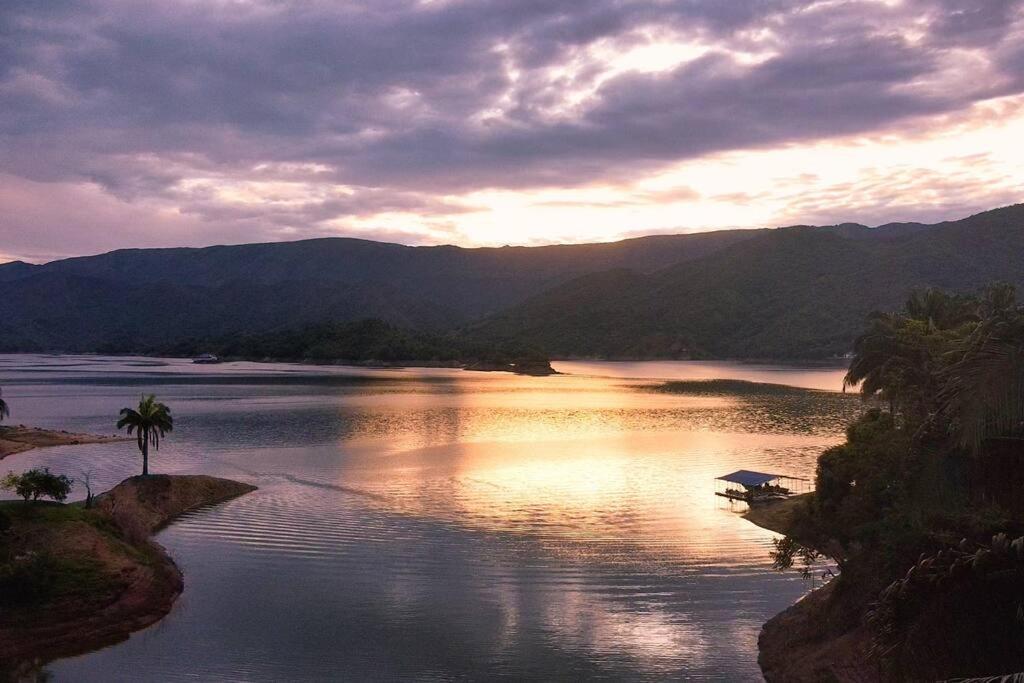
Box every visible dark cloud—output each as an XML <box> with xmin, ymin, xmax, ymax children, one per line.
<box><xmin>1</xmin><ymin>0</ymin><xmax>1022</xmax><ymax>257</ymax></box>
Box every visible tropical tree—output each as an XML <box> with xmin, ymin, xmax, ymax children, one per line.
<box><xmin>845</xmin><ymin>289</ymin><xmax>978</xmax><ymax>424</ymax></box>
<box><xmin>939</xmin><ymin>286</ymin><xmax>1024</xmax><ymax>454</ymax></box>
<box><xmin>903</xmin><ymin>288</ymin><xmax>977</xmax><ymax>330</ymax></box>
<box><xmin>0</xmin><ymin>386</ymin><xmax>9</xmax><ymax>423</ymax></box>
<box><xmin>117</xmin><ymin>395</ymin><xmax>173</xmax><ymax>476</ymax></box>
<box><xmin>1</xmin><ymin>468</ymin><xmax>73</xmax><ymax>502</ymax></box>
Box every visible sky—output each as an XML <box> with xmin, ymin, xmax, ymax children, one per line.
<box><xmin>1</xmin><ymin>0</ymin><xmax>1023</xmax><ymax>263</ymax></box>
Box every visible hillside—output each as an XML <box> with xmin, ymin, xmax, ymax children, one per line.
<box><xmin>0</xmin><ymin>230</ymin><xmax>754</xmax><ymax>351</ymax></box>
<box><xmin>1</xmin><ymin>205</ymin><xmax>1023</xmax><ymax>358</ymax></box>
<box><xmin>474</xmin><ymin>205</ymin><xmax>1024</xmax><ymax>359</ymax></box>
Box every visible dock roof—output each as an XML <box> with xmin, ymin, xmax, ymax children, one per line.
<box><xmin>715</xmin><ymin>470</ymin><xmax>782</xmax><ymax>487</ymax></box>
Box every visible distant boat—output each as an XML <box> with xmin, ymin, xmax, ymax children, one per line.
<box><xmin>192</xmin><ymin>353</ymin><xmax>222</xmax><ymax>364</ymax></box>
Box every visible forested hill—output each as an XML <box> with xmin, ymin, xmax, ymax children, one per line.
<box><xmin>1</xmin><ymin>204</ymin><xmax>1023</xmax><ymax>358</ymax></box>
<box><xmin>0</xmin><ymin>229</ymin><xmax>754</xmax><ymax>351</ymax></box>
<box><xmin>473</xmin><ymin>204</ymin><xmax>1024</xmax><ymax>359</ymax></box>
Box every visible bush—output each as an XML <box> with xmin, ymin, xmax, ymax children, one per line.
<box><xmin>1</xmin><ymin>468</ymin><xmax>73</xmax><ymax>502</ymax></box>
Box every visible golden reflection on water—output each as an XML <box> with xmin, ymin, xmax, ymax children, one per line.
<box><xmin>6</xmin><ymin>358</ymin><xmax>862</xmax><ymax>680</ymax></box>
<box><xmin>340</xmin><ymin>375</ymin><xmax>732</xmax><ymax>452</ymax></box>
<box><xmin>333</xmin><ymin>372</ymin><xmax>858</xmax><ymax>564</ymax></box>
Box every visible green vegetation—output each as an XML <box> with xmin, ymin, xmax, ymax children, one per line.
<box><xmin>770</xmin><ymin>284</ymin><xmax>1024</xmax><ymax>678</ymax></box>
<box><xmin>2</xmin><ymin>205</ymin><xmax>1023</xmax><ymax>360</ymax></box>
<box><xmin>0</xmin><ymin>553</ymin><xmax>114</xmax><ymax>609</ymax></box>
<box><xmin>0</xmin><ymin>531</ymin><xmax>117</xmax><ymax>613</ymax></box>
<box><xmin>655</xmin><ymin>379</ymin><xmax>819</xmax><ymax>396</ymax></box>
<box><xmin>148</xmin><ymin>319</ymin><xmax>553</xmax><ymax>373</ymax></box>
<box><xmin>475</xmin><ymin>205</ymin><xmax>1024</xmax><ymax>359</ymax></box>
<box><xmin>1</xmin><ymin>468</ymin><xmax>73</xmax><ymax>502</ymax></box>
<box><xmin>0</xmin><ymin>393</ymin><xmax>255</xmax><ymax>672</ymax></box>
<box><xmin>0</xmin><ymin>501</ymin><xmax>122</xmax><ymax>610</ymax></box>
<box><xmin>117</xmin><ymin>395</ymin><xmax>173</xmax><ymax>476</ymax></box>
<box><xmin>770</xmin><ymin>535</ymin><xmax>825</xmax><ymax>580</ymax></box>
<box><xmin>0</xmin><ymin>226</ymin><xmax>749</xmax><ymax>353</ymax></box>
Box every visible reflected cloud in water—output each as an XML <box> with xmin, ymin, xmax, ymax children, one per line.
<box><xmin>0</xmin><ymin>355</ymin><xmax>860</xmax><ymax>680</ymax></box>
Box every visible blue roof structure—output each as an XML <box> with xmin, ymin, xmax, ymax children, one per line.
<box><xmin>716</xmin><ymin>470</ymin><xmax>781</xmax><ymax>487</ymax></box>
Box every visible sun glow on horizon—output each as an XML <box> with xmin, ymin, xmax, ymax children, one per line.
<box><xmin>345</xmin><ymin>95</ymin><xmax>1024</xmax><ymax>248</ymax></box>
<box><xmin>4</xmin><ymin>90</ymin><xmax>1022</xmax><ymax>264</ymax></box>
<box><xmin>3</xmin><ymin>0</ymin><xmax>1024</xmax><ymax>262</ymax></box>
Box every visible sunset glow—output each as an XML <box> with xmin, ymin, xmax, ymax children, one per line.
<box><xmin>2</xmin><ymin>0</ymin><xmax>1023</xmax><ymax>261</ymax></box>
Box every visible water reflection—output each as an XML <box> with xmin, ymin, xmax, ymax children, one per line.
<box><xmin>0</xmin><ymin>355</ymin><xmax>861</xmax><ymax>681</ymax></box>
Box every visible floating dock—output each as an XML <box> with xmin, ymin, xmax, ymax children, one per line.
<box><xmin>714</xmin><ymin>469</ymin><xmax>812</xmax><ymax>504</ymax></box>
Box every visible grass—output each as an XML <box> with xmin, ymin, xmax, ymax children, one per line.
<box><xmin>0</xmin><ymin>546</ymin><xmax>123</xmax><ymax>610</ymax></box>
<box><xmin>0</xmin><ymin>554</ymin><xmax>122</xmax><ymax>607</ymax></box>
<box><xmin>0</xmin><ymin>500</ymin><xmax>118</xmax><ymax>534</ymax></box>
<box><xmin>1</xmin><ymin>499</ymin><xmax>87</xmax><ymax>521</ymax></box>
<box><xmin>0</xmin><ymin>501</ymin><xmax>127</xmax><ymax>609</ymax></box>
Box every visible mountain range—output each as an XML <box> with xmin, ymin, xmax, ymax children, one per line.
<box><xmin>2</xmin><ymin>204</ymin><xmax>1023</xmax><ymax>359</ymax></box>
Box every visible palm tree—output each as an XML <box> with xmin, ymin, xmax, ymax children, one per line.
<box><xmin>844</xmin><ymin>311</ymin><xmax>902</xmax><ymax>409</ymax></box>
<box><xmin>117</xmin><ymin>395</ymin><xmax>173</xmax><ymax>476</ymax></box>
<box><xmin>845</xmin><ymin>313</ymin><xmax>941</xmax><ymax>421</ymax></box>
<box><xmin>904</xmin><ymin>288</ymin><xmax>977</xmax><ymax>330</ymax></box>
<box><xmin>0</xmin><ymin>386</ymin><xmax>9</xmax><ymax>423</ymax></box>
<box><xmin>845</xmin><ymin>290</ymin><xmax>980</xmax><ymax>424</ymax></box>
<box><xmin>939</xmin><ymin>291</ymin><xmax>1024</xmax><ymax>454</ymax></box>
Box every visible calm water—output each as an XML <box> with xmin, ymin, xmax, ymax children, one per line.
<box><xmin>0</xmin><ymin>355</ymin><xmax>857</xmax><ymax>681</ymax></box>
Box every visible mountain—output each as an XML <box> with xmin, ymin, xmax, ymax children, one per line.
<box><xmin>2</xmin><ymin>204</ymin><xmax>1022</xmax><ymax>358</ymax></box>
<box><xmin>473</xmin><ymin>205</ymin><xmax>1024</xmax><ymax>359</ymax></box>
<box><xmin>0</xmin><ymin>261</ymin><xmax>39</xmax><ymax>282</ymax></box>
<box><xmin>0</xmin><ymin>230</ymin><xmax>755</xmax><ymax>351</ymax></box>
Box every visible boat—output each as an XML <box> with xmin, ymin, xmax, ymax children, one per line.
<box><xmin>192</xmin><ymin>353</ymin><xmax>222</xmax><ymax>364</ymax></box>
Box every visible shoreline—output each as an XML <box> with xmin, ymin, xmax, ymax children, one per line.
<box><xmin>0</xmin><ymin>474</ymin><xmax>256</xmax><ymax>678</ymax></box>
<box><xmin>5</xmin><ymin>350</ymin><xmax>849</xmax><ymax>367</ymax></box>
<box><xmin>741</xmin><ymin>492</ymin><xmax>814</xmax><ymax>536</ymax></box>
<box><xmin>742</xmin><ymin>495</ymin><xmax>873</xmax><ymax>682</ymax></box>
<box><xmin>0</xmin><ymin>425</ymin><xmax>127</xmax><ymax>460</ymax></box>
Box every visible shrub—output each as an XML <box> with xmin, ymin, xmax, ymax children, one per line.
<box><xmin>1</xmin><ymin>468</ymin><xmax>73</xmax><ymax>502</ymax></box>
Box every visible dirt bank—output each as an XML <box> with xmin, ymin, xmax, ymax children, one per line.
<box><xmin>0</xmin><ymin>475</ymin><xmax>255</xmax><ymax>678</ymax></box>
<box><xmin>758</xmin><ymin>581</ymin><xmax>876</xmax><ymax>682</ymax></box>
<box><xmin>742</xmin><ymin>492</ymin><xmax>813</xmax><ymax>536</ymax></box>
<box><xmin>743</xmin><ymin>494</ymin><xmax>875</xmax><ymax>682</ymax></box>
<box><xmin>95</xmin><ymin>474</ymin><xmax>257</xmax><ymax>536</ymax></box>
<box><xmin>0</xmin><ymin>425</ymin><xmax>126</xmax><ymax>460</ymax></box>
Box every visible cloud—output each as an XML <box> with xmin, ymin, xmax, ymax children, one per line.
<box><xmin>1</xmin><ymin>0</ymin><xmax>1023</xmax><ymax>259</ymax></box>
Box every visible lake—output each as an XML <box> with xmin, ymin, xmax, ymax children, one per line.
<box><xmin>0</xmin><ymin>355</ymin><xmax>858</xmax><ymax>681</ymax></box>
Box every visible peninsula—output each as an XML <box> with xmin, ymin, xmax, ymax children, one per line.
<box><xmin>0</xmin><ymin>425</ymin><xmax>126</xmax><ymax>460</ymax></box>
<box><xmin>0</xmin><ymin>475</ymin><xmax>256</xmax><ymax>678</ymax></box>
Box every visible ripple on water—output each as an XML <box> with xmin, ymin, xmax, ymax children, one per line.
<box><xmin>0</xmin><ymin>356</ymin><xmax>856</xmax><ymax>681</ymax></box>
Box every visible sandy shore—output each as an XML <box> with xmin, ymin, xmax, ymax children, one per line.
<box><xmin>0</xmin><ymin>425</ymin><xmax>127</xmax><ymax>460</ymax></box>
<box><xmin>0</xmin><ymin>474</ymin><xmax>256</xmax><ymax>678</ymax></box>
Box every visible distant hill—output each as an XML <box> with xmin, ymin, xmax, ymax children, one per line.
<box><xmin>474</xmin><ymin>205</ymin><xmax>1024</xmax><ymax>359</ymax></box>
<box><xmin>0</xmin><ymin>230</ymin><xmax>755</xmax><ymax>351</ymax></box>
<box><xmin>1</xmin><ymin>204</ymin><xmax>1022</xmax><ymax>359</ymax></box>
